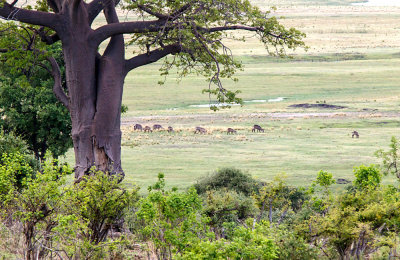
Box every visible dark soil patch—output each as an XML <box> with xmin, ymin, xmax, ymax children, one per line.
<box><xmin>288</xmin><ymin>103</ymin><xmax>347</xmax><ymax>109</ymax></box>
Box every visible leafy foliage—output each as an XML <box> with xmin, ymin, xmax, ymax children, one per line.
<box><xmin>0</xmin><ymin>22</ymin><xmax>72</xmax><ymax>159</ymax></box>
<box><xmin>194</xmin><ymin>167</ymin><xmax>259</xmax><ymax>196</ymax></box>
<box><xmin>308</xmin><ymin>186</ymin><xmax>400</xmax><ymax>259</ymax></box>
<box><xmin>135</xmin><ymin>173</ymin><xmax>206</xmax><ymax>259</ymax></box>
<box><xmin>254</xmin><ymin>174</ymin><xmax>307</xmax><ymax>225</ymax></box>
<box><xmin>353</xmin><ymin>164</ymin><xmax>382</xmax><ymax>190</ymax></box>
<box><xmin>179</xmin><ymin>221</ymin><xmax>278</xmax><ymax>260</ymax></box>
<box><xmin>375</xmin><ymin>136</ymin><xmax>400</xmax><ymax>180</ymax></box>
<box><xmin>0</xmin><ymin>129</ymin><xmax>29</xmax><ymax>158</ymax></box>
<box><xmin>202</xmin><ymin>188</ymin><xmax>258</xmax><ymax>236</ymax></box>
<box><xmin>122</xmin><ymin>0</ymin><xmax>306</xmax><ymax>107</ymax></box>
<box><xmin>62</xmin><ymin>170</ymin><xmax>138</xmax><ymax>243</ymax></box>
<box><xmin>0</xmin><ymin>154</ymin><xmax>70</xmax><ymax>259</ymax></box>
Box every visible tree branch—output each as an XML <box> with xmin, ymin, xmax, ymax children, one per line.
<box><xmin>124</xmin><ymin>43</ymin><xmax>181</xmax><ymax>73</ymax></box>
<box><xmin>0</xmin><ymin>2</ymin><xmax>60</xmax><ymax>30</ymax></box>
<box><xmin>102</xmin><ymin>0</ymin><xmax>124</xmax><ymax>58</ymax></box>
<box><xmin>136</xmin><ymin>3</ymin><xmax>168</xmax><ymax>19</ymax></box>
<box><xmin>195</xmin><ymin>24</ymin><xmax>285</xmax><ymax>40</ymax></box>
<box><xmin>91</xmin><ymin>20</ymin><xmax>164</xmax><ymax>46</ymax></box>
<box><xmin>47</xmin><ymin>56</ymin><xmax>69</xmax><ymax>109</ymax></box>
<box><xmin>87</xmin><ymin>0</ymin><xmax>112</xmax><ymax>25</ymax></box>
<box><xmin>202</xmin><ymin>25</ymin><xmax>259</xmax><ymax>33</ymax></box>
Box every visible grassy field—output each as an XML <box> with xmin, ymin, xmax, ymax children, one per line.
<box><xmin>116</xmin><ymin>115</ymin><xmax>400</xmax><ymax>191</ymax></box>
<box><xmin>62</xmin><ymin>0</ymin><xmax>400</xmax><ymax>191</ymax></box>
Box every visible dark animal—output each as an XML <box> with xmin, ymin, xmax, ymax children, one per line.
<box><xmin>167</xmin><ymin>126</ymin><xmax>174</xmax><ymax>133</ymax></box>
<box><xmin>352</xmin><ymin>131</ymin><xmax>359</xmax><ymax>138</ymax></box>
<box><xmin>194</xmin><ymin>126</ymin><xmax>207</xmax><ymax>134</ymax></box>
<box><xmin>336</xmin><ymin>178</ymin><xmax>351</xmax><ymax>184</ymax></box>
<box><xmin>144</xmin><ymin>126</ymin><xmax>152</xmax><ymax>132</ymax></box>
<box><xmin>134</xmin><ymin>124</ymin><xmax>143</xmax><ymax>131</ymax></box>
<box><xmin>252</xmin><ymin>124</ymin><xmax>264</xmax><ymax>133</ymax></box>
<box><xmin>227</xmin><ymin>128</ymin><xmax>237</xmax><ymax>135</ymax></box>
<box><xmin>153</xmin><ymin>124</ymin><xmax>163</xmax><ymax>130</ymax></box>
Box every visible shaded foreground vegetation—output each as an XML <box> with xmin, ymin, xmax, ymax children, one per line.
<box><xmin>1</xmin><ymin>133</ymin><xmax>400</xmax><ymax>259</ymax></box>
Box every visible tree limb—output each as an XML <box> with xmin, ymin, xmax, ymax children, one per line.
<box><xmin>136</xmin><ymin>3</ymin><xmax>169</xmax><ymax>20</ymax></box>
<box><xmin>47</xmin><ymin>56</ymin><xmax>69</xmax><ymax>109</ymax></box>
<box><xmin>197</xmin><ymin>24</ymin><xmax>282</xmax><ymax>39</ymax></box>
<box><xmin>124</xmin><ymin>43</ymin><xmax>182</xmax><ymax>73</ymax></box>
<box><xmin>0</xmin><ymin>2</ymin><xmax>60</xmax><ymax>30</ymax></box>
<box><xmin>91</xmin><ymin>20</ymin><xmax>164</xmax><ymax>46</ymax></box>
<box><xmin>87</xmin><ymin>0</ymin><xmax>121</xmax><ymax>25</ymax></box>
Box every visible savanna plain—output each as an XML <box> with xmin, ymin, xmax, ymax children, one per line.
<box><xmin>65</xmin><ymin>0</ymin><xmax>400</xmax><ymax>191</ymax></box>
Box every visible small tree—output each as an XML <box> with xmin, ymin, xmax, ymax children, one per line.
<box><xmin>135</xmin><ymin>173</ymin><xmax>205</xmax><ymax>259</ymax></box>
<box><xmin>375</xmin><ymin>136</ymin><xmax>400</xmax><ymax>180</ymax></box>
<box><xmin>308</xmin><ymin>170</ymin><xmax>336</xmax><ymax>215</ymax></box>
<box><xmin>0</xmin><ymin>154</ymin><xmax>70</xmax><ymax>260</ymax></box>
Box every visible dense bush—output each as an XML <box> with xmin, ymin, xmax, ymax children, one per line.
<box><xmin>194</xmin><ymin>167</ymin><xmax>259</xmax><ymax>196</ymax></box>
<box><xmin>178</xmin><ymin>222</ymin><xmax>278</xmax><ymax>260</ymax></box>
<box><xmin>1</xmin><ymin>152</ymin><xmax>400</xmax><ymax>259</ymax></box>
<box><xmin>353</xmin><ymin>164</ymin><xmax>382</xmax><ymax>190</ymax></box>
<box><xmin>0</xmin><ymin>155</ymin><xmax>136</xmax><ymax>259</ymax></box>
<box><xmin>202</xmin><ymin>188</ymin><xmax>258</xmax><ymax>236</ymax></box>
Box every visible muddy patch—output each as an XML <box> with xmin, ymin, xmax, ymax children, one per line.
<box><xmin>288</xmin><ymin>103</ymin><xmax>347</xmax><ymax>109</ymax></box>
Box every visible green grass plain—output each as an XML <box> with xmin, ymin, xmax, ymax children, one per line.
<box><xmin>62</xmin><ymin>0</ymin><xmax>400</xmax><ymax>191</ymax></box>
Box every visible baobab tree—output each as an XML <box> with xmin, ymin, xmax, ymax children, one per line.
<box><xmin>0</xmin><ymin>0</ymin><xmax>305</xmax><ymax>181</ymax></box>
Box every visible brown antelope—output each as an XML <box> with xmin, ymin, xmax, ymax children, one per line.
<box><xmin>144</xmin><ymin>126</ymin><xmax>152</xmax><ymax>132</ymax></box>
<box><xmin>134</xmin><ymin>124</ymin><xmax>143</xmax><ymax>131</ymax></box>
<box><xmin>167</xmin><ymin>126</ymin><xmax>174</xmax><ymax>133</ymax></box>
<box><xmin>252</xmin><ymin>124</ymin><xmax>264</xmax><ymax>133</ymax></box>
<box><xmin>153</xmin><ymin>124</ymin><xmax>163</xmax><ymax>130</ymax></box>
<box><xmin>194</xmin><ymin>126</ymin><xmax>207</xmax><ymax>134</ymax></box>
<box><xmin>352</xmin><ymin>131</ymin><xmax>359</xmax><ymax>138</ymax></box>
<box><xmin>227</xmin><ymin>128</ymin><xmax>237</xmax><ymax>134</ymax></box>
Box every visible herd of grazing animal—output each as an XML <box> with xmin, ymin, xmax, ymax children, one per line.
<box><xmin>131</xmin><ymin>123</ymin><xmax>360</xmax><ymax>138</ymax></box>
<box><xmin>132</xmin><ymin>124</ymin><xmax>263</xmax><ymax>135</ymax></box>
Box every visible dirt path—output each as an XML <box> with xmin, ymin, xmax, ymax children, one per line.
<box><xmin>122</xmin><ymin>111</ymin><xmax>400</xmax><ymax>125</ymax></box>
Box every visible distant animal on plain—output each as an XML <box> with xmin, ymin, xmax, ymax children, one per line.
<box><xmin>252</xmin><ymin>124</ymin><xmax>264</xmax><ymax>133</ymax></box>
<box><xmin>144</xmin><ymin>126</ymin><xmax>152</xmax><ymax>132</ymax></box>
<box><xmin>167</xmin><ymin>126</ymin><xmax>174</xmax><ymax>133</ymax></box>
<box><xmin>194</xmin><ymin>126</ymin><xmax>207</xmax><ymax>134</ymax></box>
<box><xmin>134</xmin><ymin>124</ymin><xmax>143</xmax><ymax>131</ymax></box>
<box><xmin>227</xmin><ymin>128</ymin><xmax>237</xmax><ymax>135</ymax></box>
<box><xmin>352</xmin><ymin>131</ymin><xmax>359</xmax><ymax>138</ymax></box>
<box><xmin>153</xmin><ymin>124</ymin><xmax>163</xmax><ymax>130</ymax></box>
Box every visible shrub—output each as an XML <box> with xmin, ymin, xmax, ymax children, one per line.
<box><xmin>0</xmin><ymin>130</ymin><xmax>39</xmax><ymax>173</ymax></box>
<box><xmin>353</xmin><ymin>165</ymin><xmax>382</xmax><ymax>190</ymax></box>
<box><xmin>0</xmin><ymin>152</ymin><xmax>34</xmax><ymax>204</ymax></box>
<box><xmin>58</xmin><ymin>169</ymin><xmax>138</xmax><ymax>258</ymax></box>
<box><xmin>202</xmin><ymin>188</ymin><xmax>258</xmax><ymax>236</ymax></box>
<box><xmin>178</xmin><ymin>222</ymin><xmax>278</xmax><ymax>260</ymax></box>
<box><xmin>0</xmin><ymin>129</ymin><xmax>29</xmax><ymax>158</ymax></box>
<box><xmin>194</xmin><ymin>167</ymin><xmax>259</xmax><ymax>196</ymax></box>
<box><xmin>0</xmin><ymin>154</ymin><xmax>70</xmax><ymax>259</ymax></box>
<box><xmin>134</xmin><ymin>173</ymin><xmax>206</xmax><ymax>259</ymax></box>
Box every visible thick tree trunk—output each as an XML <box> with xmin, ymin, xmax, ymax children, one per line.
<box><xmin>61</xmin><ymin>2</ymin><xmax>125</xmax><ymax>181</ymax></box>
<box><xmin>63</xmin><ymin>43</ymin><xmax>97</xmax><ymax>180</ymax></box>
